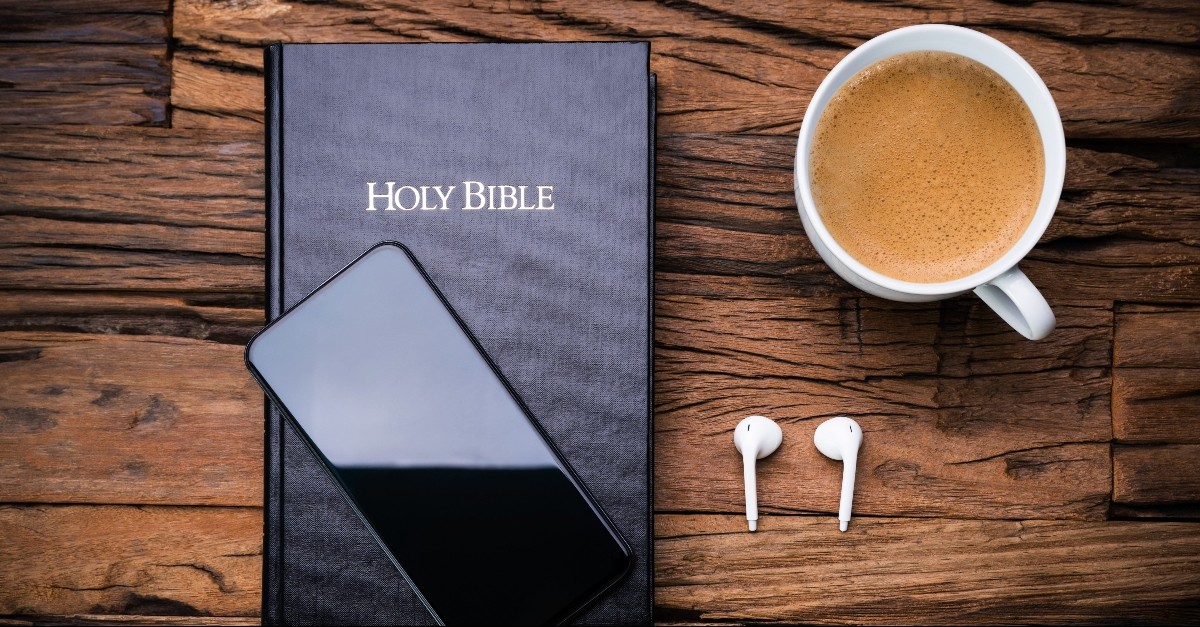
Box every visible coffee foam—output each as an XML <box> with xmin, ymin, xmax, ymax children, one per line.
<box><xmin>810</xmin><ymin>51</ymin><xmax>1043</xmax><ymax>283</ymax></box>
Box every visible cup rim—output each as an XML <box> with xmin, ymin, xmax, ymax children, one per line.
<box><xmin>794</xmin><ymin>24</ymin><xmax>1066</xmax><ymax>296</ymax></box>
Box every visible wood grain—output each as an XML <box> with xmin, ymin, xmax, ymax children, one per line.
<box><xmin>0</xmin><ymin>291</ymin><xmax>262</xmax><ymax>345</ymax></box>
<box><xmin>0</xmin><ymin>332</ymin><xmax>262</xmax><ymax>506</ymax></box>
<box><xmin>0</xmin><ymin>0</ymin><xmax>169</xmax><ymax>127</ymax></box>
<box><xmin>1113</xmin><ymin>369</ymin><xmax>1200</xmax><ymax>444</ymax></box>
<box><xmin>0</xmin><ymin>216</ymin><xmax>262</xmax><ymax>259</ymax></box>
<box><xmin>0</xmin><ymin>18</ymin><xmax>169</xmax><ymax>126</ymax></box>
<box><xmin>170</xmin><ymin>0</ymin><xmax>1200</xmax><ymax>138</ymax></box>
<box><xmin>0</xmin><ymin>126</ymin><xmax>264</xmax><ymax>293</ymax></box>
<box><xmin>0</xmin><ymin>1</ymin><xmax>168</xmax><ymax>44</ymax></box>
<box><xmin>1115</xmin><ymin>305</ymin><xmax>1200</xmax><ymax>368</ymax></box>
<box><xmin>0</xmin><ymin>248</ymin><xmax>261</xmax><ymax>294</ymax></box>
<box><xmin>1113</xmin><ymin>305</ymin><xmax>1200</xmax><ymax>444</ymax></box>
<box><xmin>0</xmin><ymin>616</ymin><xmax>258</xmax><ymax>626</ymax></box>
<box><xmin>654</xmin><ymin>514</ymin><xmax>1200</xmax><ymax>625</ymax></box>
<box><xmin>0</xmin><ymin>505</ymin><xmax>260</xmax><ymax>617</ymax></box>
<box><xmin>1114</xmin><ymin>444</ymin><xmax>1200</xmax><ymax>506</ymax></box>
<box><xmin>683</xmin><ymin>0</ymin><xmax>1200</xmax><ymax>47</ymax></box>
<box><xmin>0</xmin><ymin>215</ymin><xmax>263</xmax><ymax>293</ymax></box>
<box><xmin>1111</xmin><ymin>306</ymin><xmax>1200</xmax><ymax>517</ymax></box>
<box><xmin>655</xmin><ymin>296</ymin><xmax>1112</xmax><ymax>520</ymax></box>
<box><xmin>0</xmin><ymin>126</ymin><xmax>263</xmax><ymax>231</ymax></box>
<box><xmin>0</xmin><ymin>44</ymin><xmax>169</xmax><ymax>126</ymax></box>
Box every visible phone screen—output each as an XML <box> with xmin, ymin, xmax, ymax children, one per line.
<box><xmin>246</xmin><ymin>243</ymin><xmax>631</xmax><ymax>625</ymax></box>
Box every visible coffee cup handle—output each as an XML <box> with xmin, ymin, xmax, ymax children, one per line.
<box><xmin>973</xmin><ymin>266</ymin><xmax>1055</xmax><ymax>340</ymax></box>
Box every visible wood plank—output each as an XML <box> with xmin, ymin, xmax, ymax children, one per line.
<box><xmin>0</xmin><ymin>332</ymin><xmax>262</xmax><ymax>506</ymax></box>
<box><xmin>1111</xmin><ymin>306</ymin><xmax>1200</xmax><ymax>517</ymax></box>
<box><xmin>0</xmin><ymin>126</ymin><xmax>265</xmax><ymax>293</ymax></box>
<box><xmin>0</xmin><ymin>616</ymin><xmax>258</xmax><ymax>626</ymax></box>
<box><xmin>169</xmin><ymin>109</ymin><xmax>263</xmax><ymax>133</ymax></box>
<box><xmin>0</xmin><ymin>291</ymin><xmax>263</xmax><ymax>345</ymax></box>
<box><xmin>0</xmin><ymin>44</ymin><xmax>168</xmax><ymax>126</ymax></box>
<box><xmin>0</xmin><ymin>505</ymin><xmax>260</xmax><ymax>617</ymax></box>
<box><xmin>0</xmin><ymin>213</ymin><xmax>263</xmax><ymax>294</ymax></box>
<box><xmin>171</xmin><ymin>58</ymin><xmax>264</xmax><ymax>128</ymax></box>
<box><xmin>1114</xmin><ymin>445</ymin><xmax>1200</xmax><ymax>505</ymax></box>
<box><xmin>0</xmin><ymin>0</ymin><xmax>168</xmax><ymax>44</ymax></box>
<box><xmin>1113</xmin><ymin>305</ymin><xmax>1200</xmax><ymax>444</ymax></box>
<box><xmin>0</xmin><ymin>247</ymin><xmax>262</xmax><ymax>294</ymax></box>
<box><xmin>1113</xmin><ymin>369</ymin><xmax>1200</xmax><ymax>444</ymax></box>
<box><xmin>655</xmin><ymin>296</ymin><xmax>1113</xmax><ymax>520</ymax></box>
<box><xmin>683</xmin><ymin>0</ymin><xmax>1200</xmax><ymax>47</ymax></box>
<box><xmin>0</xmin><ymin>126</ymin><xmax>264</xmax><ymax>231</ymax></box>
<box><xmin>172</xmin><ymin>0</ymin><xmax>1200</xmax><ymax>138</ymax></box>
<box><xmin>1115</xmin><ymin>305</ymin><xmax>1200</xmax><ymax>368</ymax></box>
<box><xmin>0</xmin><ymin>0</ymin><xmax>169</xmax><ymax>126</ymax></box>
<box><xmin>654</xmin><ymin>514</ymin><xmax>1200</xmax><ymax>625</ymax></box>
<box><xmin>0</xmin><ymin>216</ymin><xmax>262</xmax><ymax>259</ymax></box>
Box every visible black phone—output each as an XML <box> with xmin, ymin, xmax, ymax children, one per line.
<box><xmin>245</xmin><ymin>242</ymin><xmax>632</xmax><ymax>625</ymax></box>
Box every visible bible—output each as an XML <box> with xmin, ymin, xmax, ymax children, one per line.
<box><xmin>263</xmin><ymin>42</ymin><xmax>655</xmax><ymax>624</ymax></box>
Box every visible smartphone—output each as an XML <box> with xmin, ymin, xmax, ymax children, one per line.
<box><xmin>245</xmin><ymin>242</ymin><xmax>632</xmax><ymax>625</ymax></box>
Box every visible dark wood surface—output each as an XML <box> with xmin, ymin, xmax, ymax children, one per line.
<box><xmin>1</xmin><ymin>0</ymin><xmax>1198</xmax><ymax>624</ymax></box>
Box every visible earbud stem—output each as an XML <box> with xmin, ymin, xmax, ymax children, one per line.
<box><xmin>839</xmin><ymin>448</ymin><xmax>858</xmax><ymax>532</ymax></box>
<box><xmin>743</xmin><ymin>448</ymin><xmax>758</xmax><ymax>532</ymax></box>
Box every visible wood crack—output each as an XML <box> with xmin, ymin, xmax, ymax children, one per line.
<box><xmin>48</xmin><ymin>583</ymin><xmax>136</xmax><ymax>592</ymax></box>
<box><xmin>150</xmin><ymin>563</ymin><xmax>230</xmax><ymax>594</ymax></box>
<box><xmin>660</xmin><ymin>0</ymin><xmax>857</xmax><ymax>49</ymax></box>
<box><xmin>948</xmin><ymin>441</ymin><xmax>1110</xmax><ymax>466</ymax></box>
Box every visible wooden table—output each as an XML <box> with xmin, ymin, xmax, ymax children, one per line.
<box><xmin>2</xmin><ymin>1</ymin><xmax>1199</xmax><ymax>624</ymax></box>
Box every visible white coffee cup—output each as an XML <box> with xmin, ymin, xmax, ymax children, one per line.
<box><xmin>793</xmin><ymin>24</ymin><xmax>1065</xmax><ymax>340</ymax></box>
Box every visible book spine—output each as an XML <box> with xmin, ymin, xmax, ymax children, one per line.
<box><xmin>262</xmin><ymin>42</ymin><xmax>284</xmax><ymax>627</ymax></box>
<box><xmin>645</xmin><ymin>71</ymin><xmax>657</xmax><ymax>626</ymax></box>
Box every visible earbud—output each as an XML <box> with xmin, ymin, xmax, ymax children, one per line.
<box><xmin>733</xmin><ymin>415</ymin><xmax>783</xmax><ymax>532</ymax></box>
<box><xmin>814</xmin><ymin>416</ymin><xmax>863</xmax><ymax>532</ymax></box>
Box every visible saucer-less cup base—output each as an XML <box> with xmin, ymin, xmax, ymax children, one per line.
<box><xmin>794</xmin><ymin>24</ymin><xmax>1064</xmax><ymax>340</ymax></box>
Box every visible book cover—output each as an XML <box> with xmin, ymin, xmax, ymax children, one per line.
<box><xmin>263</xmin><ymin>42</ymin><xmax>654</xmax><ymax>624</ymax></box>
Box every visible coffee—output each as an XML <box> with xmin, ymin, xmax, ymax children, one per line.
<box><xmin>809</xmin><ymin>51</ymin><xmax>1043</xmax><ymax>283</ymax></box>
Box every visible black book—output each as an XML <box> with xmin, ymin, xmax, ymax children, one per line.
<box><xmin>263</xmin><ymin>42</ymin><xmax>654</xmax><ymax>625</ymax></box>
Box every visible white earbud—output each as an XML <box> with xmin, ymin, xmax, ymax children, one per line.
<box><xmin>814</xmin><ymin>416</ymin><xmax>863</xmax><ymax>532</ymax></box>
<box><xmin>733</xmin><ymin>415</ymin><xmax>783</xmax><ymax>532</ymax></box>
